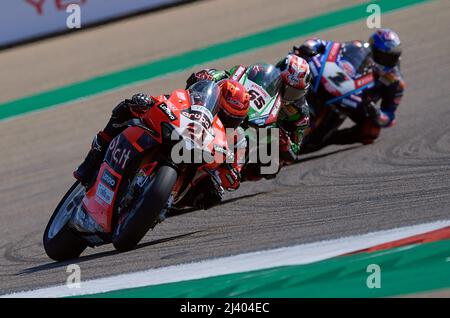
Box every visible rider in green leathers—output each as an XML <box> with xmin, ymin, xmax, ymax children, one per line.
<box><xmin>185</xmin><ymin>54</ymin><xmax>312</xmax><ymax>175</ymax></box>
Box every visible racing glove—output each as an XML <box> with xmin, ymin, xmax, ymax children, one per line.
<box><xmin>186</xmin><ymin>70</ymin><xmax>215</xmax><ymax>88</ymax></box>
<box><xmin>131</xmin><ymin>93</ymin><xmax>153</xmax><ymax>107</ymax></box>
<box><xmin>292</xmin><ymin>39</ymin><xmax>326</xmax><ymax>59</ymax></box>
<box><xmin>279</xmin><ymin>128</ymin><xmax>298</xmax><ymax>163</ymax></box>
<box><xmin>364</xmin><ymin>101</ymin><xmax>383</xmax><ymax>127</ymax></box>
<box><xmin>186</xmin><ymin>69</ymin><xmax>230</xmax><ymax>88</ymax></box>
<box><xmin>111</xmin><ymin>93</ymin><xmax>154</xmax><ymax>120</ymax></box>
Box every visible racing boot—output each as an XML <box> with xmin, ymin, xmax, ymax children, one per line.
<box><xmin>73</xmin><ymin>132</ymin><xmax>112</xmax><ymax>188</ymax></box>
<box><xmin>189</xmin><ymin>177</ymin><xmax>224</xmax><ymax>210</ymax></box>
<box><xmin>191</xmin><ymin>189</ymin><xmax>223</xmax><ymax>210</ymax></box>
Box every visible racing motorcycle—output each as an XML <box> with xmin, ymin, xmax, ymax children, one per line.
<box><xmin>43</xmin><ymin>81</ymin><xmax>231</xmax><ymax>261</ymax></box>
<box><xmin>229</xmin><ymin>63</ymin><xmax>284</xmax><ymax>179</ymax></box>
<box><xmin>300</xmin><ymin>41</ymin><xmax>375</xmax><ymax>150</ymax></box>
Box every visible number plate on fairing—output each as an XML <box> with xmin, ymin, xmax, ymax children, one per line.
<box><xmin>322</xmin><ymin>62</ymin><xmax>356</xmax><ymax>97</ymax></box>
<box><xmin>243</xmin><ymin>79</ymin><xmax>276</xmax><ymax>123</ymax></box>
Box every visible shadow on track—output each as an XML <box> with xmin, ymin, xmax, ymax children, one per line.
<box><xmin>16</xmin><ymin>231</ymin><xmax>201</xmax><ymax>276</ymax></box>
<box><xmin>17</xmin><ymin>193</ymin><xmax>269</xmax><ymax>276</ymax></box>
<box><xmin>17</xmin><ymin>146</ymin><xmax>360</xmax><ymax>276</ymax></box>
<box><xmin>168</xmin><ymin>191</ymin><xmax>270</xmax><ymax>217</ymax></box>
<box><xmin>295</xmin><ymin>144</ymin><xmax>362</xmax><ymax>164</ymax></box>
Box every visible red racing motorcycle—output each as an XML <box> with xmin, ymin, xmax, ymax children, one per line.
<box><xmin>43</xmin><ymin>81</ymin><xmax>231</xmax><ymax>261</ymax></box>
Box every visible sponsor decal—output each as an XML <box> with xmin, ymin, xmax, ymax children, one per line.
<box><xmin>4</xmin><ymin>1</ymin><xmax>185</xmax><ymax>47</ymax></box>
<box><xmin>249</xmin><ymin>82</ymin><xmax>269</xmax><ymax>99</ymax></box>
<box><xmin>108</xmin><ymin>136</ymin><xmax>132</xmax><ymax>170</ymax></box>
<box><xmin>355</xmin><ymin>73</ymin><xmax>374</xmax><ymax>88</ymax></box>
<box><xmin>158</xmin><ymin>103</ymin><xmax>177</xmax><ymax>122</ymax></box>
<box><xmin>327</xmin><ymin>43</ymin><xmax>341</xmax><ymax>62</ymax></box>
<box><xmin>182</xmin><ymin>110</ymin><xmax>212</xmax><ymax>129</ymax></box>
<box><xmin>338</xmin><ymin>60</ymin><xmax>356</xmax><ymax>78</ymax></box>
<box><xmin>26</xmin><ymin>0</ymin><xmax>87</xmax><ymax>15</ymax></box>
<box><xmin>190</xmin><ymin>105</ymin><xmax>214</xmax><ymax>121</ymax></box>
<box><xmin>96</xmin><ymin>182</ymin><xmax>114</xmax><ymax>205</ymax></box>
<box><xmin>101</xmin><ymin>169</ymin><xmax>118</xmax><ymax>189</ymax></box>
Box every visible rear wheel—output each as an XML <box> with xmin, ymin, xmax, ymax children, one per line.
<box><xmin>43</xmin><ymin>182</ymin><xmax>88</xmax><ymax>261</ymax></box>
<box><xmin>112</xmin><ymin>165</ymin><xmax>178</xmax><ymax>252</ymax></box>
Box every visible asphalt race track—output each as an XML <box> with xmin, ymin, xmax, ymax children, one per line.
<box><xmin>0</xmin><ymin>0</ymin><xmax>449</xmax><ymax>294</ymax></box>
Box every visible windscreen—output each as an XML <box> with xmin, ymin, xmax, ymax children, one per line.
<box><xmin>187</xmin><ymin>80</ymin><xmax>221</xmax><ymax>116</ymax></box>
<box><xmin>341</xmin><ymin>42</ymin><xmax>372</xmax><ymax>74</ymax></box>
<box><xmin>246</xmin><ymin>63</ymin><xmax>282</xmax><ymax>97</ymax></box>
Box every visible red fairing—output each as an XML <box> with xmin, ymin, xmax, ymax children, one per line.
<box><xmin>265</xmin><ymin>95</ymin><xmax>282</xmax><ymax>125</ymax></box>
<box><xmin>204</xmin><ymin>116</ymin><xmax>229</xmax><ymax>171</ymax></box>
<box><xmin>82</xmin><ymin>127</ymin><xmax>157</xmax><ymax>232</ymax></box>
<box><xmin>82</xmin><ymin>164</ymin><xmax>122</xmax><ymax>232</ymax></box>
<box><xmin>82</xmin><ymin>86</ymin><xmax>230</xmax><ymax>235</ymax></box>
<box><xmin>141</xmin><ymin>90</ymin><xmax>191</xmax><ymax>143</ymax></box>
<box><xmin>355</xmin><ymin>73</ymin><xmax>374</xmax><ymax>89</ymax></box>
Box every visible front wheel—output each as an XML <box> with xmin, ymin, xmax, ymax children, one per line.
<box><xmin>43</xmin><ymin>181</ymin><xmax>88</xmax><ymax>261</ymax></box>
<box><xmin>112</xmin><ymin>165</ymin><xmax>178</xmax><ymax>252</ymax></box>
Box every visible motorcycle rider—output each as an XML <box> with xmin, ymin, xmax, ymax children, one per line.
<box><xmin>185</xmin><ymin>54</ymin><xmax>311</xmax><ymax>166</ymax></box>
<box><xmin>293</xmin><ymin>28</ymin><xmax>405</xmax><ymax>145</ymax></box>
<box><xmin>276</xmin><ymin>54</ymin><xmax>312</xmax><ymax>163</ymax></box>
<box><xmin>74</xmin><ymin>79</ymin><xmax>250</xmax><ymax>210</ymax></box>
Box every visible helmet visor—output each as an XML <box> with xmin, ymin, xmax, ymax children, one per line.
<box><xmin>219</xmin><ymin>108</ymin><xmax>246</xmax><ymax>129</ymax></box>
<box><xmin>372</xmin><ymin>48</ymin><xmax>401</xmax><ymax>68</ymax></box>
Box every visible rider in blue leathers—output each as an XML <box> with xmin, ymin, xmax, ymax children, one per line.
<box><xmin>293</xmin><ymin>28</ymin><xmax>406</xmax><ymax>145</ymax></box>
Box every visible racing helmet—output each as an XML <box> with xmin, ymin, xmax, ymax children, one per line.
<box><xmin>369</xmin><ymin>28</ymin><xmax>402</xmax><ymax>69</ymax></box>
<box><xmin>276</xmin><ymin>54</ymin><xmax>312</xmax><ymax>103</ymax></box>
<box><xmin>217</xmin><ymin>79</ymin><xmax>250</xmax><ymax>129</ymax></box>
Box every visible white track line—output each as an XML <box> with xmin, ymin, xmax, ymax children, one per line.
<box><xmin>3</xmin><ymin>220</ymin><xmax>450</xmax><ymax>298</ymax></box>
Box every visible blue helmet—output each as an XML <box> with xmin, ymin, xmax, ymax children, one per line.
<box><xmin>369</xmin><ymin>28</ymin><xmax>402</xmax><ymax>69</ymax></box>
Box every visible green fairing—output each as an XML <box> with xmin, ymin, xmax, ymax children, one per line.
<box><xmin>279</xmin><ymin>112</ymin><xmax>301</xmax><ymax>122</ymax></box>
<box><xmin>213</xmin><ymin>65</ymin><xmax>307</xmax><ymax>155</ymax></box>
<box><xmin>228</xmin><ymin>65</ymin><xmax>241</xmax><ymax>76</ymax></box>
